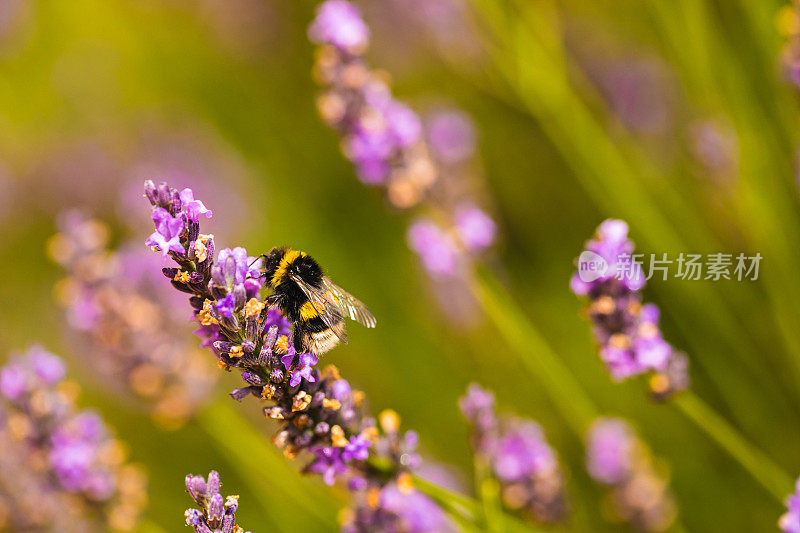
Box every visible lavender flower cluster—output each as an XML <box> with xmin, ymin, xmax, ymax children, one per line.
<box><xmin>309</xmin><ymin>0</ymin><xmax>497</xmax><ymax>324</ymax></box>
<box><xmin>0</xmin><ymin>346</ymin><xmax>146</xmax><ymax>531</ymax></box>
<box><xmin>142</xmin><ymin>180</ymin><xmax>449</xmax><ymax>531</ymax></box>
<box><xmin>48</xmin><ymin>210</ymin><xmax>217</xmax><ymax>427</ymax></box>
<box><xmin>586</xmin><ymin>418</ymin><xmax>676</xmax><ymax>532</ymax></box>
<box><xmin>185</xmin><ymin>471</ymin><xmax>250</xmax><ymax>533</ymax></box>
<box><xmin>460</xmin><ymin>384</ymin><xmax>568</xmax><ymax>524</ymax></box>
<box><xmin>571</xmin><ymin>219</ymin><xmax>689</xmax><ymax>399</ymax></box>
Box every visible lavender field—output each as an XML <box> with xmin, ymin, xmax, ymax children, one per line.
<box><xmin>1</xmin><ymin>1</ymin><xmax>799</xmax><ymax>531</ymax></box>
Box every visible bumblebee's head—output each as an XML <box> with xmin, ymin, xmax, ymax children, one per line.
<box><xmin>261</xmin><ymin>247</ymin><xmax>287</xmax><ymax>286</ymax></box>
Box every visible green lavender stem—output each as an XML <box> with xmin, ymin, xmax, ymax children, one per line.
<box><xmin>674</xmin><ymin>392</ymin><xmax>793</xmax><ymax>502</ymax></box>
<box><xmin>413</xmin><ymin>476</ymin><xmax>543</xmax><ymax>533</ymax></box>
<box><xmin>470</xmin><ymin>266</ymin><xmax>598</xmax><ymax>436</ymax></box>
<box><xmin>473</xmin><ymin>266</ymin><xmax>793</xmax><ymax>503</ymax></box>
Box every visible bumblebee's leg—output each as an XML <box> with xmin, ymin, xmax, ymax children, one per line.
<box><xmin>292</xmin><ymin>326</ymin><xmax>306</xmax><ymax>354</ymax></box>
<box><xmin>266</xmin><ymin>293</ymin><xmax>284</xmax><ymax>307</ymax></box>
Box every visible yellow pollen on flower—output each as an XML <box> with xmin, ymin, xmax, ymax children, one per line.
<box><xmin>397</xmin><ymin>472</ymin><xmax>414</xmax><ymax>494</ymax></box>
<box><xmin>593</xmin><ymin>295</ymin><xmax>615</xmax><ymax>315</ymax></box>
<box><xmin>609</xmin><ymin>334</ymin><xmax>630</xmax><ymax>350</ymax></box>
<box><xmin>245</xmin><ymin>298</ymin><xmax>266</xmax><ymax>319</ymax></box>
<box><xmin>293</xmin><ymin>414</ymin><xmax>311</xmax><ymax>429</ymax></box>
<box><xmin>217</xmin><ymin>360</ymin><xmax>231</xmax><ymax>371</ymax></box>
<box><xmin>322</xmin><ymin>398</ymin><xmax>341</xmax><ymax>411</ymax></box>
<box><xmin>193</xmin><ymin>240</ymin><xmax>208</xmax><ymax>263</ymax></box>
<box><xmin>225</xmin><ymin>495</ymin><xmax>240</xmax><ymax>508</ymax></box>
<box><xmin>638</xmin><ymin>323</ymin><xmax>659</xmax><ymax>339</ymax></box>
<box><xmin>261</xmin><ymin>385</ymin><xmax>276</xmax><ymax>400</ymax></box>
<box><xmin>361</xmin><ymin>426</ymin><xmax>379</xmax><ymax>443</ymax></box>
<box><xmin>321</xmin><ymin>365</ymin><xmax>341</xmax><ymax>380</ymax></box>
<box><xmin>330</xmin><ymin>425</ymin><xmax>348</xmax><ymax>447</ymax></box>
<box><xmin>228</xmin><ymin>346</ymin><xmax>244</xmax><ymax>358</ymax></box>
<box><xmin>649</xmin><ymin>374</ymin><xmax>670</xmax><ymax>395</ymax></box>
<box><xmin>351</xmin><ymin>390</ymin><xmax>365</xmax><ymax>407</ymax></box>
<box><xmin>283</xmin><ymin>446</ymin><xmax>299</xmax><ymax>460</ymax></box>
<box><xmin>199</xmin><ymin>300</ymin><xmax>219</xmax><ymax>326</ymax></box>
<box><xmin>292</xmin><ymin>391</ymin><xmax>312</xmax><ymax>412</ymax></box>
<box><xmin>233</xmin><ymin>527</ymin><xmax>244</xmax><ymax>533</ymax></box>
<box><xmin>379</xmin><ymin>409</ymin><xmax>400</xmax><ymax>433</ymax></box>
<box><xmin>274</xmin><ymin>335</ymin><xmax>289</xmax><ymax>353</ymax></box>
<box><xmin>173</xmin><ymin>271</ymin><xmax>191</xmax><ymax>284</ymax></box>
<box><xmin>367</xmin><ymin>488</ymin><xmax>381</xmax><ymax>509</ymax></box>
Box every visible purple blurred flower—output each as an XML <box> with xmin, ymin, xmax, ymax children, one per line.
<box><xmin>460</xmin><ymin>383</ymin><xmax>568</xmax><ymax>524</ymax></box>
<box><xmin>455</xmin><ymin>205</ymin><xmax>496</xmax><ymax>251</ymax></box>
<box><xmin>308</xmin><ymin>0</ymin><xmax>370</xmax><ymax>52</ymax></box>
<box><xmin>585</xmin><ymin>417</ymin><xmax>676</xmax><ymax>531</ymax></box>
<box><xmin>426</xmin><ymin>109</ymin><xmax>476</xmax><ymax>164</ymax></box>
<box><xmin>586</xmin><ymin>418</ymin><xmax>635</xmax><ymax>485</ymax></box>
<box><xmin>572</xmin><ymin>219</ymin><xmax>689</xmax><ymax>396</ymax></box>
<box><xmin>407</xmin><ymin>220</ymin><xmax>459</xmax><ymax>276</ymax></box>
<box><xmin>309</xmin><ymin>446</ymin><xmax>349</xmax><ymax>486</ymax></box>
<box><xmin>0</xmin><ymin>347</ymin><xmax>146</xmax><ymax>530</ymax></box>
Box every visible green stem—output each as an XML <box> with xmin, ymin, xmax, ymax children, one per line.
<box><xmin>471</xmin><ymin>266</ymin><xmax>599</xmax><ymax>436</ymax></box>
<box><xmin>475</xmin><ymin>456</ymin><xmax>505</xmax><ymax>533</ymax></box>
<box><xmin>413</xmin><ymin>476</ymin><xmax>543</xmax><ymax>533</ymax></box>
<box><xmin>673</xmin><ymin>392</ymin><xmax>793</xmax><ymax>502</ymax></box>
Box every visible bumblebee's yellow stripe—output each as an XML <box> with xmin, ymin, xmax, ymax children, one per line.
<box><xmin>271</xmin><ymin>250</ymin><xmax>305</xmax><ymax>287</ymax></box>
<box><xmin>300</xmin><ymin>301</ymin><xmax>320</xmax><ymax>320</ymax></box>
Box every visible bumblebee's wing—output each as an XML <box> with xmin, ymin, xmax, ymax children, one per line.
<box><xmin>289</xmin><ymin>273</ymin><xmax>348</xmax><ymax>344</ymax></box>
<box><xmin>321</xmin><ymin>276</ymin><xmax>377</xmax><ymax>328</ymax></box>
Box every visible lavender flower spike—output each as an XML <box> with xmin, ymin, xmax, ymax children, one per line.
<box><xmin>49</xmin><ymin>210</ymin><xmax>217</xmax><ymax>427</ymax></box>
<box><xmin>185</xmin><ymin>471</ymin><xmax>250</xmax><ymax>533</ymax></box>
<box><xmin>143</xmin><ymin>181</ymin><xmax>451</xmax><ymax>531</ymax></box>
<box><xmin>460</xmin><ymin>384</ymin><xmax>568</xmax><ymax>524</ymax></box>
<box><xmin>586</xmin><ymin>418</ymin><xmax>676</xmax><ymax>532</ymax></box>
<box><xmin>571</xmin><ymin>219</ymin><xmax>689</xmax><ymax>399</ymax></box>
<box><xmin>0</xmin><ymin>346</ymin><xmax>146</xmax><ymax>531</ymax></box>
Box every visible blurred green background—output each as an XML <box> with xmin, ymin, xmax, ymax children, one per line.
<box><xmin>1</xmin><ymin>0</ymin><xmax>800</xmax><ymax>531</ymax></box>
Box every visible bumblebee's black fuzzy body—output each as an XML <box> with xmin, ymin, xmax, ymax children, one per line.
<box><xmin>262</xmin><ymin>247</ymin><xmax>346</xmax><ymax>354</ymax></box>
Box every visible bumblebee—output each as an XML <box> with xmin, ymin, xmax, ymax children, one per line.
<box><xmin>260</xmin><ymin>247</ymin><xmax>376</xmax><ymax>355</ymax></box>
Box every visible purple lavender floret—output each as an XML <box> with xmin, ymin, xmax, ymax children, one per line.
<box><xmin>571</xmin><ymin>219</ymin><xmax>689</xmax><ymax>397</ymax></box>
<box><xmin>586</xmin><ymin>418</ymin><xmax>636</xmax><ymax>485</ymax></box>
<box><xmin>407</xmin><ymin>219</ymin><xmax>459</xmax><ymax>276</ymax></box>
<box><xmin>308</xmin><ymin>0</ymin><xmax>370</xmax><ymax>53</ymax></box>
<box><xmin>781</xmin><ymin>478</ymin><xmax>800</xmax><ymax>533</ymax></box>
<box><xmin>455</xmin><ymin>205</ymin><xmax>496</xmax><ymax>252</ymax></box>
<box><xmin>585</xmin><ymin>417</ymin><xmax>677</xmax><ymax>531</ymax></box>
<box><xmin>184</xmin><ymin>471</ymin><xmax>250</xmax><ymax>533</ymax></box>
<box><xmin>460</xmin><ymin>384</ymin><xmax>568</xmax><ymax>524</ymax></box>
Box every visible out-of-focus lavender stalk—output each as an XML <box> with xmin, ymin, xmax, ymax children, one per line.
<box><xmin>780</xmin><ymin>3</ymin><xmax>800</xmax><ymax>90</ymax></box>
<box><xmin>0</xmin><ymin>346</ymin><xmax>146</xmax><ymax>531</ymax></box>
<box><xmin>309</xmin><ymin>1</ymin><xmax>497</xmax><ymax>325</ymax></box>
<box><xmin>185</xmin><ymin>470</ymin><xmax>250</xmax><ymax>533</ymax></box>
<box><xmin>142</xmin><ymin>180</ymin><xmax>451</xmax><ymax>531</ymax></box>
<box><xmin>586</xmin><ymin>418</ymin><xmax>676</xmax><ymax>532</ymax></box>
<box><xmin>571</xmin><ymin>219</ymin><xmax>689</xmax><ymax>399</ymax></box>
<box><xmin>459</xmin><ymin>384</ymin><xmax>568</xmax><ymax>525</ymax></box>
<box><xmin>48</xmin><ymin>211</ymin><xmax>217</xmax><ymax>427</ymax></box>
